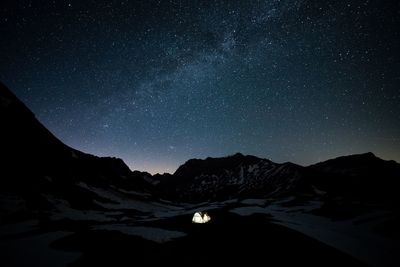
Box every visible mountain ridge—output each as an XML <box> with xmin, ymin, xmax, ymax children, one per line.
<box><xmin>1</xmin><ymin>80</ymin><xmax>399</xmax><ymax>207</ymax></box>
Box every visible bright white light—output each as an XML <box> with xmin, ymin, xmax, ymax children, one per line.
<box><xmin>192</xmin><ymin>212</ymin><xmax>211</xmax><ymax>224</ymax></box>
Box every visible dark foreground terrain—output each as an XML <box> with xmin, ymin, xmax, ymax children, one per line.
<box><xmin>2</xmin><ymin>207</ymin><xmax>368</xmax><ymax>267</ymax></box>
<box><xmin>58</xmin><ymin>213</ymin><xmax>369</xmax><ymax>267</ymax></box>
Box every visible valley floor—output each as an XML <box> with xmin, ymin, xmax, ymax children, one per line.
<box><xmin>1</xmin><ymin>195</ymin><xmax>398</xmax><ymax>267</ymax></box>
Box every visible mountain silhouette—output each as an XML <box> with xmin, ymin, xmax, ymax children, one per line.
<box><xmin>0</xmin><ymin>81</ymin><xmax>150</xmax><ymax>216</ymax></box>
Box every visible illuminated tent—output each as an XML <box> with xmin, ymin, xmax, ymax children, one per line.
<box><xmin>192</xmin><ymin>212</ymin><xmax>211</xmax><ymax>223</ymax></box>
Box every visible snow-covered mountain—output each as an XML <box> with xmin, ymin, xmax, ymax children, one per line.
<box><xmin>155</xmin><ymin>153</ymin><xmax>311</xmax><ymax>201</ymax></box>
<box><xmin>152</xmin><ymin>151</ymin><xmax>400</xmax><ymax>211</ymax></box>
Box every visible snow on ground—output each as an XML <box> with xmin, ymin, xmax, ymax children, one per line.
<box><xmin>46</xmin><ymin>184</ymin><xmax>230</xmax><ymax>223</ymax></box>
<box><xmin>44</xmin><ymin>182</ymin><xmax>398</xmax><ymax>267</ymax></box>
<box><xmin>231</xmin><ymin>206</ymin><xmax>269</xmax><ymax>216</ymax></box>
<box><xmin>240</xmin><ymin>199</ymin><xmax>266</xmax><ymax>205</ymax></box>
<box><xmin>0</xmin><ymin>231</ymin><xmax>81</xmax><ymax>267</ymax></box>
<box><xmin>221</xmin><ymin>198</ymin><xmax>239</xmax><ymax>204</ymax></box>
<box><xmin>92</xmin><ymin>224</ymin><xmax>187</xmax><ymax>243</ymax></box>
<box><xmin>231</xmin><ymin>198</ymin><xmax>400</xmax><ymax>267</ymax></box>
<box><xmin>46</xmin><ymin>195</ymin><xmax>117</xmax><ymax>222</ymax></box>
<box><xmin>45</xmin><ymin>187</ymin><xmax>215</xmax><ymax>223</ymax></box>
<box><xmin>77</xmin><ymin>182</ymin><xmax>183</xmax><ymax>214</ymax></box>
<box><xmin>145</xmin><ymin>201</ymin><xmax>225</xmax><ymax>221</ymax></box>
<box><xmin>109</xmin><ymin>186</ymin><xmax>152</xmax><ymax>198</ymax></box>
<box><xmin>51</xmin><ymin>207</ymin><xmax>118</xmax><ymax>222</ymax></box>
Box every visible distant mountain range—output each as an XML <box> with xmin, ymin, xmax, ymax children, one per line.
<box><xmin>1</xmin><ymin>80</ymin><xmax>399</xmax><ymax>218</ymax></box>
<box><xmin>153</xmin><ymin>151</ymin><xmax>400</xmax><ymax>204</ymax></box>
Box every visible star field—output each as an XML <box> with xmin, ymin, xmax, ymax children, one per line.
<box><xmin>1</xmin><ymin>0</ymin><xmax>399</xmax><ymax>174</ymax></box>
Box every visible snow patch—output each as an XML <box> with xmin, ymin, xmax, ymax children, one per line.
<box><xmin>230</xmin><ymin>199</ymin><xmax>400</xmax><ymax>267</ymax></box>
<box><xmin>92</xmin><ymin>225</ymin><xmax>186</xmax><ymax>243</ymax></box>
<box><xmin>77</xmin><ymin>182</ymin><xmax>181</xmax><ymax>213</ymax></box>
<box><xmin>45</xmin><ymin>194</ymin><xmax>116</xmax><ymax>222</ymax></box>
<box><xmin>247</xmin><ymin>164</ymin><xmax>259</xmax><ymax>173</ymax></box>
<box><xmin>231</xmin><ymin>206</ymin><xmax>270</xmax><ymax>216</ymax></box>
<box><xmin>240</xmin><ymin>199</ymin><xmax>266</xmax><ymax>205</ymax></box>
<box><xmin>312</xmin><ymin>185</ymin><xmax>327</xmax><ymax>196</ymax></box>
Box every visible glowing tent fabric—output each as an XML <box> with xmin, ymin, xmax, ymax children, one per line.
<box><xmin>192</xmin><ymin>212</ymin><xmax>211</xmax><ymax>223</ymax></box>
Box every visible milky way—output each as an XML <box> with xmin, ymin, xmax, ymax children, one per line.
<box><xmin>1</xmin><ymin>0</ymin><xmax>399</xmax><ymax>173</ymax></box>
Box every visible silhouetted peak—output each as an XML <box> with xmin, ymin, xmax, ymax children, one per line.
<box><xmin>312</xmin><ymin>152</ymin><xmax>380</xmax><ymax>167</ymax></box>
<box><xmin>229</xmin><ymin>152</ymin><xmax>245</xmax><ymax>158</ymax></box>
<box><xmin>344</xmin><ymin>152</ymin><xmax>377</xmax><ymax>160</ymax></box>
<box><xmin>364</xmin><ymin>152</ymin><xmax>376</xmax><ymax>157</ymax></box>
<box><xmin>309</xmin><ymin>152</ymin><xmax>400</xmax><ymax>180</ymax></box>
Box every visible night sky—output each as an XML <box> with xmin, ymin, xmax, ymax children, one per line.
<box><xmin>1</xmin><ymin>0</ymin><xmax>399</xmax><ymax>174</ymax></box>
